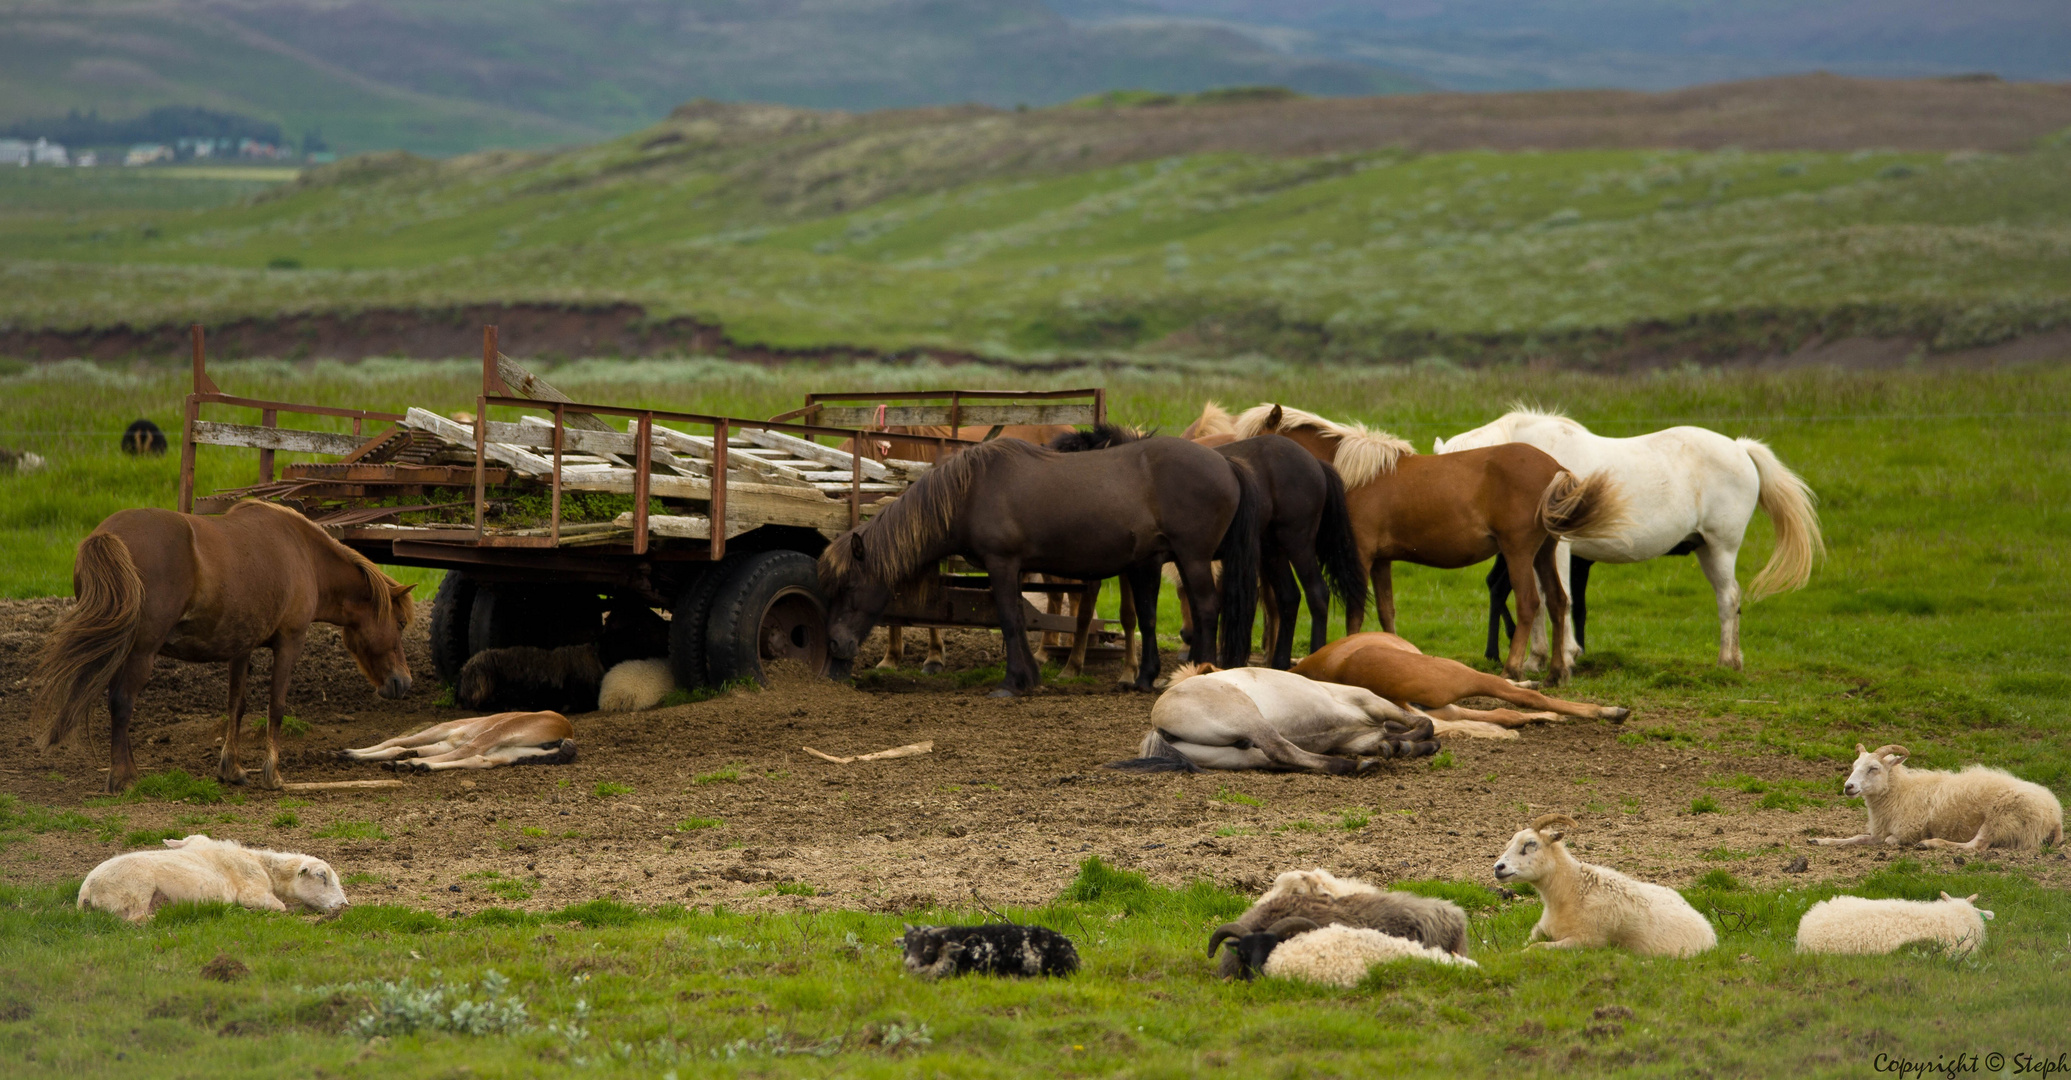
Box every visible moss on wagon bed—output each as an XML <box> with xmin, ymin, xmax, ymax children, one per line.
<box><xmin>0</xmin><ymin>856</ymin><xmax>2064</xmax><ymax>1077</ymax></box>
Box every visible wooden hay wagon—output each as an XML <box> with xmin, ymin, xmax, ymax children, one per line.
<box><xmin>175</xmin><ymin>326</ymin><xmax>1117</xmax><ymax>690</ymax></box>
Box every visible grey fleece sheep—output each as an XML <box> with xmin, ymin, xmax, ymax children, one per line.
<box><xmin>1208</xmin><ymin>868</ymin><xmax>1468</xmax><ymax>978</ymax></box>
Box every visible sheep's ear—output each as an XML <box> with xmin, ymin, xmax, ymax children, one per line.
<box><xmin>1965</xmin><ymin>893</ymin><xmax>1980</xmax><ymax>903</ymax></box>
<box><xmin>1940</xmin><ymin>891</ymin><xmax>1953</xmax><ymax>901</ymax></box>
<box><xmin>1541</xmin><ymin>825</ymin><xmax>1565</xmax><ymax>843</ymax></box>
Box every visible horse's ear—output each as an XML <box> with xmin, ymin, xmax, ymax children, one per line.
<box><xmin>390</xmin><ymin>583</ymin><xmax>417</xmax><ymax>599</ymax></box>
<box><xmin>850</xmin><ymin>532</ymin><xmax>866</xmax><ymax>564</ymax></box>
<box><xmin>1266</xmin><ymin>404</ymin><xmax>1283</xmax><ymax>432</ymax></box>
<box><xmin>1432</xmin><ymin>437</ymin><xmax>1445</xmax><ymax>453</ymax></box>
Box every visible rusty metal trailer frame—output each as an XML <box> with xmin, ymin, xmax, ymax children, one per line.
<box><xmin>174</xmin><ymin>324</ymin><xmax>1119</xmax><ymax>679</ymax></box>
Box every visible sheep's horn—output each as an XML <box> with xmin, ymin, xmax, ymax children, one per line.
<box><xmin>1531</xmin><ymin>812</ymin><xmax>1578</xmax><ymax>834</ymax></box>
<box><xmin>1871</xmin><ymin>744</ymin><xmax>1909</xmax><ymax>761</ymax></box>
<box><xmin>1207</xmin><ymin>923</ymin><xmax>1247</xmax><ymax>957</ymax></box>
<box><xmin>1265</xmin><ymin>916</ymin><xmax>1320</xmax><ymax>938</ymax></box>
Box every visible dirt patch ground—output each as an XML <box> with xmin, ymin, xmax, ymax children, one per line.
<box><xmin>3</xmin><ymin>598</ymin><xmax>2061</xmax><ymax>913</ymax></box>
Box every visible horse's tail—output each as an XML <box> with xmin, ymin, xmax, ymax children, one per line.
<box><xmin>1537</xmin><ymin>470</ymin><xmax>1627</xmax><ymax>541</ymax></box>
<box><xmin>1215</xmin><ymin>459</ymin><xmax>1263</xmax><ymax>669</ymax></box>
<box><xmin>31</xmin><ymin>533</ymin><xmax>145</xmax><ymax>750</ymax></box>
<box><xmin>1105</xmin><ymin>728</ymin><xmax>1202</xmax><ymax>772</ymax></box>
<box><xmin>1315</xmin><ymin>462</ymin><xmax>1367</xmax><ymax>627</ymax></box>
<box><xmin>1739</xmin><ymin>438</ymin><xmax>1824</xmax><ymax>601</ymax></box>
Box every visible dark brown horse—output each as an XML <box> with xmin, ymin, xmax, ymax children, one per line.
<box><xmin>839</xmin><ymin>423</ymin><xmax>1079</xmax><ymax>674</ymax></box>
<box><xmin>1235</xmin><ymin>404</ymin><xmax>1624</xmax><ymax>684</ymax></box>
<box><xmin>31</xmin><ymin>500</ymin><xmax>416</xmax><ymax>791</ymax></box>
<box><xmin>1054</xmin><ymin>423</ymin><xmax>1365</xmax><ymax>671</ymax></box>
<box><xmin>820</xmin><ymin>433</ymin><xmax>1260</xmax><ymax>695</ymax></box>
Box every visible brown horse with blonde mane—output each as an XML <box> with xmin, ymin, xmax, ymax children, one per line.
<box><xmin>1227</xmin><ymin>403</ymin><xmax>1625</xmax><ymax>685</ymax></box>
<box><xmin>31</xmin><ymin>500</ymin><xmax>416</xmax><ymax>791</ymax></box>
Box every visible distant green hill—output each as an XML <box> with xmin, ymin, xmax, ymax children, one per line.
<box><xmin>3</xmin><ymin>77</ymin><xmax>2068</xmax><ymax>365</ymax></box>
<box><xmin>0</xmin><ymin>0</ymin><xmax>1424</xmax><ymax>156</ymax></box>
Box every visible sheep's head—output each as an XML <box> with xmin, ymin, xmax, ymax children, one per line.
<box><xmin>290</xmin><ymin>857</ymin><xmax>349</xmax><ymax>915</ymax></box>
<box><xmin>1843</xmin><ymin>744</ymin><xmax>1909</xmax><ymax>798</ymax></box>
<box><xmin>1940</xmin><ymin>892</ymin><xmax>1995</xmax><ymax>920</ymax></box>
<box><xmin>1208</xmin><ymin>916</ymin><xmax>1318</xmax><ymax>981</ymax></box>
<box><xmin>1494</xmin><ymin>813</ymin><xmax>1576</xmax><ymax>884</ymax></box>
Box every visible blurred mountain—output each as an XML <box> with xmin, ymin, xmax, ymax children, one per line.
<box><xmin>1052</xmin><ymin>1</ymin><xmax>2071</xmax><ymax>90</ymax></box>
<box><xmin>0</xmin><ymin>0</ymin><xmax>1426</xmax><ymax>155</ymax></box>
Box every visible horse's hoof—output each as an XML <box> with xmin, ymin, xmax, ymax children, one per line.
<box><xmin>1601</xmin><ymin>707</ymin><xmax>1630</xmax><ymax>724</ymax></box>
<box><xmin>873</xmin><ymin>660</ymin><xmax>898</xmax><ymax>671</ymax></box>
<box><xmin>1509</xmin><ymin>679</ymin><xmax>1542</xmax><ymax>690</ymax></box>
<box><xmin>922</xmin><ymin>661</ymin><xmax>944</xmax><ymax>675</ymax></box>
<box><xmin>550</xmin><ymin>738</ymin><xmax>579</xmax><ymax>764</ymax></box>
<box><xmin>987</xmin><ymin>688</ymin><xmax>1018</xmax><ymax>699</ymax></box>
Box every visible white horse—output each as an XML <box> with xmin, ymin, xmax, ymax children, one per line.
<box><xmin>1434</xmin><ymin>408</ymin><xmax>1821</xmax><ymax>670</ymax></box>
<box><xmin>1109</xmin><ymin>665</ymin><xmax>1514</xmax><ymax>775</ymax></box>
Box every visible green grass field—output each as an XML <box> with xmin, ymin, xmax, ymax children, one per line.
<box><xmin>4</xmin><ymin>115</ymin><xmax>2068</xmax><ymax>361</ymax></box>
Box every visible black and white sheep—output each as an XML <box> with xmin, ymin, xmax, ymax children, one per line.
<box><xmin>1812</xmin><ymin>743</ymin><xmax>2064</xmax><ymax>852</ymax></box>
<box><xmin>1493</xmin><ymin>814</ymin><xmax>1716</xmax><ymax>957</ymax></box>
<box><xmin>1207</xmin><ymin>868</ymin><xmax>1468</xmax><ymax>979</ymax></box>
<box><xmin>1796</xmin><ymin>892</ymin><xmax>1994</xmax><ymax>955</ymax></box>
<box><xmin>900</xmin><ymin>924</ymin><xmax>1080</xmax><ymax>979</ymax></box>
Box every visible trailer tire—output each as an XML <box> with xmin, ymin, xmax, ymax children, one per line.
<box><xmin>467</xmin><ymin>584</ymin><xmax>603</xmax><ymax>656</ymax></box>
<box><xmin>427</xmin><ymin>572</ymin><xmax>477</xmax><ymax>684</ymax></box>
<box><xmin>669</xmin><ymin>557</ymin><xmax>741</xmax><ymax>691</ymax></box>
<box><xmin>704</xmin><ymin>551</ymin><xmax>830</xmax><ymax>685</ymax></box>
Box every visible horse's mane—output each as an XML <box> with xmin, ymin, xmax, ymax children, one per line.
<box><xmin>231</xmin><ymin>500</ymin><xmax>413</xmax><ymax>628</ymax></box>
<box><xmin>1186</xmin><ymin>401</ymin><xmax>1237</xmax><ymax>439</ymax></box>
<box><xmin>1233</xmin><ymin>403</ymin><xmax>1414</xmax><ymax>488</ymax></box>
<box><xmin>1048</xmin><ymin>423</ymin><xmax>1150</xmax><ymax>453</ymax></box>
<box><xmin>1502</xmin><ymin>403</ymin><xmax>1588</xmax><ymax>432</ymax></box>
<box><xmin>819</xmin><ymin>437</ymin><xmax>1048</xmax><ymax>590</ymax></box>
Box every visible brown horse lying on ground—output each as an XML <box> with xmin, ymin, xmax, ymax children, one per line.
<box><xmin>340</xmin><ymin>712</ymin><xmax>576</xmax><ymax>771</ymax></box>
<box><xmin>1236</xmin><ymin>403</ymin><xmax>1625</xmax><ymax>685</ymax></box>
<box><xmin>31</xmin><ymin>500</ymin><xmax>415</xmax><ymax>791</ymax></box>
<box><xmin>1292</xmin><ymin>632</ymin><xmax>1630</xmax><ymax>727</ymax></box>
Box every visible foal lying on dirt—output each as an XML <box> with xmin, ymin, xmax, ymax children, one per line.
<box><xmin>1292</xmin><ymin>633</ymin><xmax>1629</xmax><ymax>726</ymax></box>
<box><xmin>1110</xmin><ymin>664</ymin><xmax>1515</xmax><ymax>774</ymax></box>
<box><xmin>340</xmin><ymin>711</ymin><xmax>576</xmax><ymax>771</ymax></box>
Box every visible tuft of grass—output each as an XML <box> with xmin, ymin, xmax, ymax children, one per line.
<box><xmin>270</xmin><ymin>811</ymin><xmax>300</xmax><ymax>828</ymax></box>
<box><xmin>312</xmin><ymin>820</ymin><xmax>389</xmax><ymax>841</ymax></box>
<box><xmin>1337</xmin><ymin>808</ymin><xmax>1371</xmax><ymax>831</ymax></box>
<box><xmin>1689</xmin><ymin>795</ymin><xmax>1723</xmax><ymax>815</ymax></box>
<box><xmin>122</xmin><ymin>827</ymin><xmax>184</xmax><ymax>848</ymax></box>
<box><xmin>772</xmin><ymin>882</ymin><xmax>817</xmax><ymax>897</ymax></box>
<box><xmin>1212</xmin><ymin>786</ymin><xmax>1263</xmax><ymax>808</ymax></box>
<box><xmin>280</xmin><ymin>715</ymin><xmax>311</xmax><ymax>737</ymax></box>
<box><xmin>592</xmin><ymin>781</ymin><xmax>634</xmax><ymax>798</ymax></box>
<box><xmin>1428</xmin><ymin>750</ymin><xmax>1456</xmax><ymax>770</ymax></box>
<box><xmin>89</xmin><ymin>769</ymin><xmax>224</xmax><ymax>807</ymax></box>
<box><xmin>692</xmin><ymin>765</ymin><xmax>742</xmax><ymax>786</ymax></box>
<box><xmin>676</xmin><ymin>817</ymin><xmax>724</xmax><ymax>832</ymax></box>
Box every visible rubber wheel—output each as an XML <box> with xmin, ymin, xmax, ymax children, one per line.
<box><xmin>704</xmin><ymin>550</ymin><xmax>830</xmax><ymax>685</ymax></box>
<box><xmin>427</xmin><ymin>572</ymin><xmax>477</xmax><ymax>684</ymax></box>
<box><xmin>669</xmin><ymin>557</ymin><xmax>741</xmax><ymax>691</ymax></box>
<box><xmin>467</xmin><ymin>584</ymin><xmax>604</xmax><ymax>656</ymax></box>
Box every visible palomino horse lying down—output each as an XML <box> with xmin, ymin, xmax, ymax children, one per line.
<box><xmin>1292</xmin><ymin>632</ymin><xmax>1629</xmax><ymax>727</ymax></box>
<box><xmin>340</xmin><ymin>712</ymin><xmax>576</xmax><ymax>772</ymax></box>
<box><xmin>1110</xmin><ymin>665</ymin><xmax>1518</xmax><ymax>775</ymax></box>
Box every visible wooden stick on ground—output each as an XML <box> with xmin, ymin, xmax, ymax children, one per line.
<box><xmin>279</xmin><ymin>779</ymin><xmax>406</xmax><ymax>792</ymax></box>
<box><xmin>801</xmin><ymin>740</ymin><xmax>934</xmax><ymax>765</ymax></box>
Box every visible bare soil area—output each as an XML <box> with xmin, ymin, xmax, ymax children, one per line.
<box><xmin>3</xmin><ymin>598</ymin><xmax>2061</xmax><ymax>913</ymax></box>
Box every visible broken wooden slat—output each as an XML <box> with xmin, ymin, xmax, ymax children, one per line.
<box><xmin>191</xmin><ymin>421</ymin><xmax>366</xmax><ymax>457</ymax></box>
<box><xmin>802</xmin><ymin>740</ymin><xmax>934</xmax><ymax>764</ymax></box>
<box><xmin>280</xmin><ymin>779</ymin><xmax>405</xmax><ymax>792</ymax></box>
<box><xmin>612</xmin><ymin>512</ymin><xmax>757</xmax><ymax>541</ymax></box>
<box><xmin>815</xmin><ymin>404</ymin><xmax>1094</xmax><ymax>428</ymax></box>
<box><xmin>401</xmin><ymin>408</ymin><xmax>556</xmax><ymax>475</ymax></box>
<box><xmin>735</xmin><ymin>426</ymin><xmax>892</xmax><ymax>481</ymax></box>
<box><xmin>515</xmin><ymin>415</ymin><xmax>684</xmax><ymax>476</ymax></box>
<box><xmin>495</xmin><ymin>354</ymin><xmax>614</xmax><ymax>433</ymax></box>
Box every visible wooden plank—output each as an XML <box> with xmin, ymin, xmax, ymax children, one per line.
<box><xmin>612</xmin><ymin>512</ymin><xmax>756</xmax><ymax>541</ymax></box>
<box><xmin>280</xmin><ymin>779</ymin><xmax>405</xmax><ymax>792</ymax></box>
<box><xmin>735</xmin><ymin>426</ymin><xmax>891</xmax><ymax>481</ymax></box>
<box><xmin>555</xmin><ymin>469</ymin><xmax>876</xmax><ymax>529</ymax></box>
<box><xmin>495</xmin><ymin>355</ymin><xmax>613</xmax><ymax>432</ymax></box>
<box><xmin>191</xmin><ymin>421</ymin><xmax>366</xmax><ymax>457</ymax></box>
<box><xmin>815</xmin><ymin>404</ymin><xmax>1095</xmax><ymax>428</ymax></box>
<box><xmin>401</xmin><ymin>408</ymin><xmax>555</xmax><ymax>475</ymax></box>
<box><xmin>515</xmin><ymin>415</ymin><xmax>685</xmax><ymax>476</ymax></box>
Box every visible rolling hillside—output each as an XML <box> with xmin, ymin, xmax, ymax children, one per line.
<box><xmin>3</xmin><ymin>76</ymin><xmax>2069</xmax><ymax>367</ymax></box>
<box><xmin>0</xmin><ymin>0</ymin><xmax>1424</xmax><ymax>156</ymax></box>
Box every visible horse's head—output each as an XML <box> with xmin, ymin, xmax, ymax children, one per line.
<box><xmin>341</xmin><ymin>575</ymin><xmax>417</xmax><ymax>700</ymax></box>
<box><xmin>819</xmin><ymin>530</ymin><xmax>894</xmax><ymax>680</ymax></box>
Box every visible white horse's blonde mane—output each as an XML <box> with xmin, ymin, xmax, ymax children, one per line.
<box><xmin>1233</xmin><ymin>403</ymin><xmax>1414</xmax><ymax>488</ymax></box>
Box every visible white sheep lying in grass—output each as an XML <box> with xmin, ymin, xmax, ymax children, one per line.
<box><xmin>599</xmin><ymin>658</ymin><xmax>676</xmax><ymax>712</ymax></box>
<box><xmin>1259</xmin><ymin>920</ymin><xmax>1479</xmax><ymax>987</ymax></box>
<box><xmin>1494</xmin><ymin>814</ymin><xmax>1716</xmax><ymax>957</ymax></box>
<box><xmin>1796</xmin><ymin>892</ymin><xmax>1993</xmax><ymax>955</ymax></box>
<box><xmin>1812</xmin><ymin>743</ymin><xmax>2064</xmax><ymax>852</ymax></box>
<box><xmin>78</xmin><ymin>835</ymin><xmax>349</xmax><ymax>922</ymax></box>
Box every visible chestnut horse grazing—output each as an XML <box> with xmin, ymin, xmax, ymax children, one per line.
<box><xmin>820</xmin><ymin>433</ymin><xmax>1261</xmax><ymax>695</ymax></box>
<box><xmin>31</xmin><ymin>501</ymin><xmax>415</xmax><ymax>791</ymax></box>
<box><xmin>1293</xmin><ymin>632</ymin><xmax>1630</xmax><ymax>726</ymax></box>
<box><xmin>1236</xmin><ymin>404</ymin><xmax>1625</xmax><ymax>684</ymax></box>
